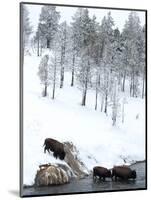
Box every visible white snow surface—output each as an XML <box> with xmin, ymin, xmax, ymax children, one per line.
<box><xmin>23</xmin><ymin>53</ymin><xmax>145</xmax><ymax>186</ymax></box>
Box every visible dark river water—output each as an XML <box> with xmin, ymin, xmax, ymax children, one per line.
<box><xmin>22</xmin><ymin>161</ymin><xmax>146</xmax><ymax>197</ymax></box>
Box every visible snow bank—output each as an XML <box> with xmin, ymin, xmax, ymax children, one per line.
<box><xmin>23</xmin><ymin>54</ymin><xmax>145</xmax><ymax>185</ymax></box>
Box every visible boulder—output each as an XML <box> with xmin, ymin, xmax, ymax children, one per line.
<box><xmin>35</xmin><ymin>164</ymin><xmax>69</xmax><ymax>186</ymax></box>
<box><xmin>64</xmin><ymin>142</ymin><xmax>89</xmax><ymax>179</ymax></box>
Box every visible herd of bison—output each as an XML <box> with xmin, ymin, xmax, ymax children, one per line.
<box><xmin>43</xmin><ymin>138</ymin><xmax>137</xmax><ymax>181</ymax></box>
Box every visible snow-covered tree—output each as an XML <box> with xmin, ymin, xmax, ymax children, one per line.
<box><xmin>39</xmin><ymin>6</ymin><xmax>60</xmax><ymax>49</ymax></box>
<box><xmin>38</xmin><ymin>54</ymin><xmax>50</xmax><ymax>97</ymax></box>
<box><xmin>70</xmin><ymin>32</ymin><xmax>76</xmax><ymax>87</ymax></box>
<box><xmin>99</xmin><ymin>12</ymin><xmax>114</xmax><ymax>114</ymax></box>
<box><xmin>70</xmin><ymin>8</ymin><xmax>84</xmax><ymax>87</ymax></box>
<box><xmin>34</xmin><ymin>23</ymin><xmax>47</xmax><ymax>56</ymax></box>
<box><xmin>138</xmin><ymin>25</ymin><xmax>146</xmax><ymax>98</ymax></box>
<box><xmin>22</xmin><ymin>5</ymin><xmax>32</xmax><ymax>66</ymax></box>
<box><xmin>49</xmin><ymin>51</ymin><xmax>58</xmax><ymax>99</ymax></box>
<box><xmin>48</xmin><ymin>34</ymin><xmax>61</xmax><ymax>99</ymax></box>
<box><xmin>111</xmin><ymin>77</ymin><xmax>121</xmax><ymax>126</ymax></box>
<box><xmin>22</xmin><ymin>5</ymin><xmax>32</xmax><ymax>50</ymax></box>
<box><xmin>69</xmin><ymin>25</ymin><xmax>78</xmax><ymax>87</ymax></box>
<box><xmin>74</xmin><ymin>9</ymin><xmax>96</xmax><ymax>106</ymax></box>
<box><xmin>58</xmin><ymin>21</ymin><xmax>68</xmax><ymax>88</ymax></box>
<box><xmin>122</xmin><ymin>11</ymin><xmax>142</xmax><ymax>97</ymax></box>
<box><xmin>89</xmin><ymin>16</ymin><xmax>101</xmax><ymax>110</ymax></box>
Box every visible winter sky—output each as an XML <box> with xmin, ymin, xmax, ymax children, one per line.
<box><xmin>27</xmin><ymin>4</ymin><xmax>146</xmax><ymax>33</ymax></box>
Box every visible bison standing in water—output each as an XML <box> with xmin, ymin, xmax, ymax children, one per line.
<box><xmin>43</xmin><ymin>138</ymin><xmax>66</xmax><ymax>160</ymax></box>
<box><xmin>93</xmin><ymin>166</ymin><xmax>111</xmax><ymax>181</ymax></box>
<box><xmin>112</xmin><ymin>166</ymin><xmax>136</xmax><ymax>181</ymax></box>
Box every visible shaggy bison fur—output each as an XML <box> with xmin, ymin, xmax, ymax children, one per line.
<box><xmin>93</xmin><ymin>166</ymin><xmax>111</xmax><ymax>181</ymax></box>
<box><xmin>43</xmin><ymin>138</ymin><xmax>66</xmax><ymax>160</ymax></box>
<box><xmin>112</xmin><ymin>166</ymin><xmax>136</xmax><ymax>180</ymax></box>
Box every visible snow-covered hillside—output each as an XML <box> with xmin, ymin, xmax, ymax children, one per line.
<box><xmin>23</xmin><ymin>54</ymin><xmax>145</xmax><ymax>186</ymax></box>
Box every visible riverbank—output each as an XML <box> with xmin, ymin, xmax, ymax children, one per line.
<box><xmin>22</xmin><ymin>161</ymin><xmax>146</xmax><ymax>197</ymax></box>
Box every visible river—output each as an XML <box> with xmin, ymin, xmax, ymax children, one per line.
<box><xmin>22</xmin><ymin>161</ymin><xmax>146</xmax><ymax>197</ymax></box>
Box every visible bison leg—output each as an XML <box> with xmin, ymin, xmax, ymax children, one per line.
<box><xmin>111</xmin><ymin>170</ymin><xmax>115</xmax><ymax>181</ymax></box>
<box><xmin>53</xmin><ymin>152</ymin><xmax>58</xmax><ymax>159</ymax></box>
<box><xmin>44</xmin><ymin>146</ymin><xmax>47</xmax><ymax>153</ymax></box>
<box><xmin>93</xmin><ymin>175</ymin><xmax>97</xmax><ymax>182</ymax></box>
<box><xmin>59</xmin><ymin>152</ymin><xmax>65</xmax><ymax>160</ymax></box>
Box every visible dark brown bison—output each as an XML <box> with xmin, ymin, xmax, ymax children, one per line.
<box><xmin>43</xmin><ymin>138</ymin><xmax>66</xmax><ymax>160</ymax></box>
<box><xmin>112</xmin><ymin>166</ymin><xmax>136</xmax><ymax>181</ymax></box>
<box><xmin>93</xmin><ymin>166</ymin><xmax>111</xmax><ymax>181</ymax></box>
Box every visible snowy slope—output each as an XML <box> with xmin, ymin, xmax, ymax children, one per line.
<box><xmin>23</xmin><ymin>54</ymin><xmax>145</xmax><ymax>186</ymax></box>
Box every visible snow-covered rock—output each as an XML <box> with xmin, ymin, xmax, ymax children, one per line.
<box><xmin>64</xmin><ymin>141</ymin><xmax>89</xmax><ymax>178</ymax></box>
<box><xmin>34</xmin><ymin>164</ymin><xmax>69</xmax><ymax>186</ymax></box>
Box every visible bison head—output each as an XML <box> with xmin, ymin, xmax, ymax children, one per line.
<box><xmin>131</xmin><ymin>170</ymin><xmax>137</xmax><ymax>179</ymax></box>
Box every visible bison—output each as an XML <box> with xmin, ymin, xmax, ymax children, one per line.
<box><xmin>93</xmin><ymin>166</ymin><xmax>111</xmax><ymax>181</ymax></box>
<box><xmin>112</xmin><ymin>166</ymin><xmax>136</xmax><ymax>181</ymax></box>
<box><xmin>43</xmin><ymin>138</ymin><xmax>66</xmax><ymax>160</ymax></box>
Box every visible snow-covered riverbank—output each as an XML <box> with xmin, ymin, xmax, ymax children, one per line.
<box><xmin>23</xmin><ymin>54</ymin><xmax>145</xmax><ymax>186</ymax></box>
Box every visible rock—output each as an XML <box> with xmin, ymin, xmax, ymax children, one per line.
<box><xmin>35</xmin><ymin>141</ymin><xmax>90</xmax><ymax>186</ymax></box>
<box><xmin>64</xmin><ymin>142</ymin><xmax>89</xmax><ymax>179</ymax></box>
<box><xmin>35</xmin><ymin>164</ymin><xmax>69</xmax><ymax>186</ymax></box>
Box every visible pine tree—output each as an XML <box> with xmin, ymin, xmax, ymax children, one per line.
<box><xmin>23</xmin><ymin>5</ymin><xmax>32</xmax><ymax>50</ymax></box>
<box><xmin>89</xmin><ymin>15</ymin><xmax>101</xmax><ymax>110</ymax></box>
<box><xmin>100</xmin><ymin>12</ymin><xmax>114</xmax><ymax>114</ymax></box>
<box><xmin>74</xmin><ymin>9</ymin><xmax>96</xmax><ymax>106</ymax></box>
<box><xmin>138</xmin><ymin>26</ymin><xmax>146</xmax><ymax>98</ymax></box>
<box><xmin>38</xmin><ymin>54</ymin><xmax>50</xmax><ymax>97</ymax></box>
<box><xmin>39</xmin><ymin>6</ymin><xmax>60</xmax><ymax>49</ymax></box>
<box><xmin>48</xmin><ymin>34</ymin><xmax>61</xmax><ymax>99</ymax></box>
<box><xmin>22</xmin><ymin>5</ymin><xmax>32</xmax><ymax>66</ymax></box>
<box><xmin>34</xmin><ymin>23</ymin><xmax>46</xmax><ymax>56</ymax></box>
<box><xmin>58</xmin><ymin>21</ymin><xmax>68</xmax><ymax>88</ymax></box>
<box><xmin>122</xmin><ymin>12</ymin><xmax>142</xmax><ymax>97</ymax></box>
<box><xmin>49</xmin><ymin>51</ymin><xmax>58</xmax><ymax>99</ymax></box>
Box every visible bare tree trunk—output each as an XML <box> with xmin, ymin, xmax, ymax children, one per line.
<box><xmin>81</xmin><ymin>60</ymin><xmax>89</xmax><ymax>106</ymax></box>
<box><xmin>47</xmin><ymin>39</ymin><xmax>50</xmax><ymax>48</ymax></box>
<box><xmin>95</xmin><ymin>74</ymin><xmax>100</xmax><ymax>110</ymax></box>
<box><xmin>132</xmin><ymin>70</ymin><xmax>135</xmax><ymax>97</ymax></box>
<box><xmin>130</xmin><ymin>75</ymin><xmax>132</xmax><ymax>97</ymax></box>
<box><xmin>104</xmin><ymin>72</ymin><xmax>109</xmax><ymax>114</ymax></box>
<box><xmin>52</xmin><ymin>55</ymin><xmax>57</xmax><ymax>99</ymax></box>
<box><xmin>122</xmin><ymin>71</ymin><xmax>126</xmax><ymax>92</ymax></box>
<box><xmin>82</xmin><ymin>89</ymin><xmax>87</xmax><ymax>106</ymax></box>
<box><xmin>40</xmin><ymin>44</ymin><xmax>42</xmax><ymax>56</ymax></box>
<box><xmin>104</xmin><ymin>93</ymin><xmax>108</xmax><ymax>114</ymax></box>
<box><xmin>71</xmin><ymin>54</ymin><xmax>75</xmax><ymax>87</ymax></box>
<box><xmin>60</xmin><ymin>43</ymin><xmax>66</xmax><ymax>88</ymax></box>
<box><xmin>95</xmin><ymin>88</ymin><xmax>98</xmax><ymax>110</ymax></box>
<box><xmin>101</xmin><ymin>95</ymin><xmax>104</xmax><ymax>112</ymax></box>
<box><xmin>60</xmin><ymin>50</ymin><xmax>65</xmax><ymax>88</ymax></box>
<box><xmin>43</xmin><ymin>84</ymin><xmax>47</xmax><ymax>97</ymax></box>
<box><xmin>71</xmin><ymin>67</ymin><xmax>74</xmax><ymax>87</ymax></box>
<box><xmin>60</xmin><ymin>66</ymin><xmax>64</xmax><ymax>88</ymax></box>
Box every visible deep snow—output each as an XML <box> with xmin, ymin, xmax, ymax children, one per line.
<box><xmin>23</xmin><ymin>53</ymin><xmax>145</xmax><ymax>186</ymax></box>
